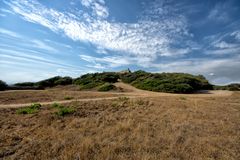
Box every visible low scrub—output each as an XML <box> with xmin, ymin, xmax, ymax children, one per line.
<box><xmin>16</xmin><ymin>103</ymin><xmax>41</xmax><ymax>114</ymax></box>
<box><xmin>52</xmin><ymin>103</ymin><xmax>75</xmax><ymax>116</ymax></box>
<box><xmin>64</xmin><ymin>96</ymin><xmax>74</xmax><ymax>100</ymax></box>
<box><xmin>74</xmin><ymin>72</ymin><xmax>119</xmax><ymax>90</ymax></box>
<box><xmin>214</xmin><ymin>83</ymin><xmax>240</xmax><ymax>91</ymax></box>
<box><xmin>120</xmin><ymin>71</ymin><xmax>213</xmax><ymax>93</ymax></box>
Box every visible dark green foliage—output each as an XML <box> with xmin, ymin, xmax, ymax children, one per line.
<box><xmin>54</xmin><ymin>77</ymin><xmax>73</xmax><ymax>85</ymax></box>
<box><xmin>14</xmin><ymin>82</ymin><xmax>35</xmax><ymax>87</ymax></box>
<box><xmin>14</xmin><ymin>76</ymin><xmax>73</xmax><ymax>89</ymax></box>
<box><xmin>36</xmin><ymin>76</ymin><xmax>62</xmax><ymax>88</ymax></box>
<box><xmin>121</xmin><ymin>71</ymin><xmax>212</xmax><ymax>93</ymax></box>
<box><xmin>56</xmin><ymin>107</ymin><xmax>75</xmax><ymax>116</ymax></box>
<box><xmin>228</xmin><ymin>84</ymin><xmax>240</xmax><ymax>91</ymax></box>
<box><xmin>51</xmin><ymin>103</ymin><xmax>75</xmax><ymax>116</ymax></box>
<box><xmin>64</xmin><ymin>96</ymin><xmax>74</xmax><ymax>100</ymax></box>
<box><xmin>74</xmin><ymin>72</ymin><xmax>119</xmax><ymax>90</ymax></box>
<box><xmin>0</xmin><ymin>80</ymin><xmax>8</xmax><ymax>91</ymax></box>
<box><xmin>98</xmin><ymin>83</ymin><xmax>116</xmax><ymax>91</ymax></box>
<box><xmin>16</xmin><ymin>103</ymin><xmax>41</xmax><ymax>114</ymax></box>
<box><xmin>214</xmin><ymin>83</ymin><xmax>240</xmax><ymax>91</ymax></box>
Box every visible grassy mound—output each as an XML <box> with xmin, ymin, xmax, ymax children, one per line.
<box><xmin>120</xmin><ymin>70</ymin><xmax>213</xmax><ymax>93</ymax></box>
<box><xmin>74</xmin><ymin>72</ymin><xmax>119</xmax><ymax>90</ymax></box>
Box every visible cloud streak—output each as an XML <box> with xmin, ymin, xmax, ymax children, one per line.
<box><xmin>6</xmin><ymin>0</ymin><xmax>191</xmax><ymax>62</ymax></box>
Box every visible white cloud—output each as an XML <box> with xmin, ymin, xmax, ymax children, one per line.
<box><xmin>6</xmin><ymin>0</ymin><xmax>191</xmax><ymax>64</ymax></box>
<box><xmin>0</xmin><ymin>28</ymin><xmax>22</xmax><ymax>38</ymax></box>
<box><xmin>208</xmin><ymin>2</ymin><xmax>230</xmax><ymax>22</ymax></box>
<box><xmin>231</xmin><ymin>31</ymin><xmax>240</xmax><ymax>40</ymax></box>
<box><xmin>81</xmin><ymin>0</ymin><xmax>109</xmax><ymax>18</ymax></box>
<box><xmin>213</xmin><ymin>41</ymin><xmax>238</xmax><ymax>49</ymax></box>
<box><xmin>80</xmin><ymin>54</ymin><xmax>132</xmax><ymax>68</ymax></box>
<box><xmin>31</xmin><ymin>39</ymin><xmax>58</xmax><ymax>52</ymax></box>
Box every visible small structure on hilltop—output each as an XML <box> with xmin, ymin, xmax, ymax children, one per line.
<box><xmin>118</xmin><ymin>68</ymin><xmax>131</xmax><ymax>74</ymax></box>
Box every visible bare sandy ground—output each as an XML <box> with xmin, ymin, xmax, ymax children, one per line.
<box><xmin>0</xmin><ymin>82</ymin><xmax>232</xmax><ymax>108</ymax></box>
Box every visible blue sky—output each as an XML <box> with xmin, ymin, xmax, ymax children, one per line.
<box><xmin>0</xmin><ymin>0</ymin><xmax>240</xmax><ymax>84</ymax></box>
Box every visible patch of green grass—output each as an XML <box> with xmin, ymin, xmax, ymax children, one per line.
<box><xmin>16</xmin><ymin>103</ymin><xmax>41</xmax><ymax>114</ymax></box>
<box><xmin>64</xmin><ymin>96</ymin><xmax>74</xmax><ymax>100</ymax></box>
<box><xmin>51</xmin><ymin>103</ymin><xmax>64</xmax><ymax>109</ymax></box>
<box><xmin>52</xmin><ymin>103</ymin><xmax>75</xmax><ymax>116</ymax></box>
<box><xmin>55</xmin><ymin>107</ymin><xmax>75</xmax><ymax>116</ymax></box>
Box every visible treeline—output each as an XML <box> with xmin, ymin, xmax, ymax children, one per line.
<box><xmin>214</xmin><ymin>84</ymin><xmax>240</xmax><ymax>91</ymax></box>
<box><xmin>1</xmin><ymin>71</ymin><xmax>239</xmax><ymax>93</ymax></box>
<box><xmin>0</xmin><ymin>76</ymin><xmax>73</xmax><ymax>91</ymax></box>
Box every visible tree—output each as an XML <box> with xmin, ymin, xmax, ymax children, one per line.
<box><xmin>0</xmin><ymin>80</ymin><xmax>8</xmax><ymax>91</ymax></box>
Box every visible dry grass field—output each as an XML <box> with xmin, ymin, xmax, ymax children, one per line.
<box><xmin>0</xmin><ymin>85</ymin><xmax>239</xmax><ymax>160</ymax></box>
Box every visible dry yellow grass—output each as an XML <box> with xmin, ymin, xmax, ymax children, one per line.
<box><xmin>0</xmin><ymin>92</ymin><xmax>239</xmax><ymax>159</ymax></box>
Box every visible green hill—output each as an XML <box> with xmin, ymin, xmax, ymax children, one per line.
<box><xmin>2</xmin><ymin>70</ymin><xmax>239</xmax><ymax>93</ymax></box>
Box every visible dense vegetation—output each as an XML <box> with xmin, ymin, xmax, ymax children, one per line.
<box><xmin>1</xmin><ymin>70</ymin><xmax>239</xmax><ymax>93</ymax></box>
<box><xmin>13</xmin><ymin>76</ymin><xmax>73</xmax><ymax>89</ymax></box>
<box><xmin>0</xmin><ymin>80</ymin><xmax>8</xmax><ymax>91</ymax></box>
<box><xmin>120</xmin><ymin>70</ymin><xmax>213</xmax><ymax>93</ymax></box>
<box><xmin>73</xmin><ymin>72</ymin><xmax>119</xmax><ymax>90</ymax></box>
<box><xmin>214</xmin><ymin>83</ymin><xmax>240</xmax><ymax>91</ymax></box>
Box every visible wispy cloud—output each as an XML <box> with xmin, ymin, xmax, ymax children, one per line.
<box><xmin>0</xmin><ymin>28</ymin><xmax>22</xmax><ymax>38</ymax></box>
<box><xmin>6</xmin><ymin>0</ymin><xmax>192</xmax><ymax>64</ymax></box>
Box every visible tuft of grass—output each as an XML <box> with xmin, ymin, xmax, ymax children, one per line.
<box><xmin>55</xmin><ymin>107</ymin><xmax>75</xmax><ymax>116</ymax></box>
<box><xmin>64</xmin><ymin>96</ymin><xmax>74</xmax><ymax>100</ymax></box>
<box><xmin>51</xmin><ymin>103</ymin><xmax>64</xmax><ymax>109</ymax></box>
<box><xmin>16</xmin><ymin>103</ymin><xmax>41</xmax><ymax>114</ymax></box>
<box><xmin>52</xmin><ymin>103</ymin><xmax>75</xmax><ymax>116</ymax></box>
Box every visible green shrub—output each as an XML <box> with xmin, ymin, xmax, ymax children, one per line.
<box><xmin>64</xmin><ymin>96</ymin><xmax>74</xmax><ymax>100</ymax></box>
<box><xmin>14</xmin><ymin>82</ymin><xmax>35</xmax><ymax>87</ymax></box>
<box><xmin>74</xmin><ymin>72</ymin><xmax>119</xmax><ymax>90</ymax></box>
<box><xmin>52</xmin><ymin>103</ymin><xmax>61</xmax><ymax>108</ymax></box>
<box><xmin>16</xmin><ymin>103</ymin><xmax>41</xmax><ymax>114</ymax></box>
<box><xmin>55</xmin><ymin>107</ymin><xmax>75</xmax><ymax>116</ymax></box>
<box><xmin>54</xmin><ymin>77</ymin><xmax>73</xmax><ymax>85</ymax></box>
<box><xmin>98</xmin><ymin>83</ymin><xmax>116</xmax><ymax>91</ymax></box>
<box><xmin>0</xmin><ymin>80</ymin><xmax>8</xmax><ymax>91</ymax></box>
<box><xmin>121</xmin><ymin>71</ymin><xmax>212</xmax><ymax>93</ymax></box>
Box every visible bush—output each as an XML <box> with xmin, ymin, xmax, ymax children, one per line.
<box><xmin>121</xmin><ymin>71</ymin><xmax>212</xmax><ymax>93</ymax></box>
<box><xmin>16</xmin><ymin>103</ymin><xmax>41</xmax><ymax>114</ymax></box>
<box><xmin>74</xmin><ymin>72</ymin><xmax>119</xmax><ymax>90</ymax></box>
<box><xmin>54</xmin><ymin>77</ymin><xmax>73</xmax><ymax>85</ymax></box>
<box><xmin>51</xmin><ymin>103</ymin><xmax>75</xmax><ymax>116</ymax></box>
<box><xmin>98</xmin><ymin>83</ymin><xmax>116</xmax><ymax>91</ymax></box>
<box><xmin>0</xmin><ymin>80</ymin><xmax>8</xmax><ymax>91</ymax></box>
<box><xmin>55</xmin><ymin>107</ymin><xmax>75</xmax><ymax>116</ymax></box>
<box><xmin>14</xmin><ymin>82</ymin><xmax>35</xmax><ymax>87</ymax></box>
<box><xmin>64</xmin><ymin>96</ymin><xmax>74</xmax><ymax>100</ymax></box>
<box><xmin>36</xmin><ymin>76</ymin><xmax>62</xmax><ymax>88</ymax></box>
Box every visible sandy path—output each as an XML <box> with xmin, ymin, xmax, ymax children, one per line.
<box><xmin>0</xmin><ymin>82</ymin><xmax>233</xmax><ymax>108</ymax></box>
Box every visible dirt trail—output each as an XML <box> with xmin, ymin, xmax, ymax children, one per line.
<box><xmin>0</xmin><ymin>82</ymin><xmax>233</xmax><ymax>108</ymax></box>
